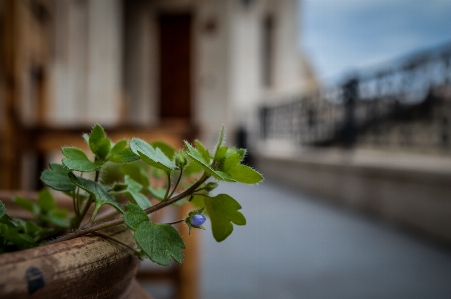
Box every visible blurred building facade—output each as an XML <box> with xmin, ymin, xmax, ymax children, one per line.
<box><xmin>1</xmin><ymin>0</ymin><xmax>316</xmax><ymax>189</ymax></box>
<box><xmin>1</xmin><ymin>0</ymin><xmax>312</xmax><ymax>146</ymax></box>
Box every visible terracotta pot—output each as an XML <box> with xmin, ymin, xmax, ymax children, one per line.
<box><xmin>0</xmin><ymin>192</ymin><xmax>152</xmax><ymax>299</ymax></box>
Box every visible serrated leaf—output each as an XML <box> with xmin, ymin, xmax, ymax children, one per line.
<box><xmin>68</xmin><ymin>172</ymin><xmax>123</xmax><ymax>220</ymax></box>
<box><xmin>195</xmin><ymin>140</ymin><xmax>210</xmax><ymax>163</ymax></box>
<box><xmin>82</xmin><ymin>133</ymin><xmax>90</xmax><ymax>144</ymax></box>
<box><xmin>150</xmin><ymin>141</ymin><xmax>176</xmax><ymax>160</ymax></box>
<box><xmin>184</xmin><ymin>142</ymin><xmax>235</xmax><ymax>182</ymax></box>
<box><xmin>37</xmin><ymin>189</ymin><xmax>56</xmax><ymax>213</ymax></box>
<box><xmin>135</xmin><ymin>222</ymin><xmax>185</xmax><ymax>266</ymax></box>
<box><xmin>228</xmin><ymin>164</ymin><xmax>263</xmax><ymax>184</ymax></box>
<box><xmin>124</xmin><ymin>204</ymin><xmax>149</xmax><ymax>231</ymax></box>
<box><xmin>213</xmin><ymin>126</ymin><xmax>226</xmax><ymax>161</ymax></box>
<box><xmin>109</xmin><ymin>140</ymin><xmax>139</xmax><ymax>163</ymax></box>
<box><xmin>223</xmin><ymin>154</ymin><xmax>241</xmax><ymax>172</ymax></box>
<box><xmin>215</xmin><ymin>145</ymin><xmax>228</xmax><ymax>162</ymax></box>
<box><xmin>89</xmin><ymin>124</ymin><xmax>111</xmax><ymax>160</ymax></box>
<box><xmin>123</xmin><ymin>176</ymin><xmax>152</xmax><ymax>209</ymax></box>
<box><xmin>130</xmin><ymin>138</ymin><xmax>177</xmax><ymax>173</ymax></box>
<box><xmin>40</xmin><ymin>163</ymin><xmax>76</xmax><ymax>192</ymax></box>
<box><xmin>214</xmin><ymin>171</ymin><xmax>235</xmax><ymax>182</ymax></box>
<box><xmin>62</xmin><ymin>147</ymin><xmax>104</xmax><ymax>172</ymax></box>
<box><xmin>205</xmin><ymin>194</ymin><xmax>246</xmax><ymax>242</ymax></box>
<box><xmin>237</xmin><ymin>148</ymin><xmax>247</xmax><ymax>160</ymax></box>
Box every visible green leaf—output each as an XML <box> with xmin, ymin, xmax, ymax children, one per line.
<box><xmin>122</xmin><ymin>176</ymin><xmax>152</xmax><ymax>209</ymax></box>
<box><xmin>237</xmin><ymin>148</ymin><xmax>247</xmax><ymax>160</ymax></box>
<box><xmin>89</xmin><ymin>124</ymin><xmax>111</xmax><ymax>160</ymax></box>
<box><xmin>37</xmin><ymin>189</ymin><xmax>56</xmax><ymax>213</ymax></box>
<box><xmin>223</xmin><ymin>154</ymin><xmax>241</xmax><ymax>172</ymax></box>
<box><xmin>150</xmin><ymin>141</ymin><xmax>176</xmax><ymax>160</ymax></box>
<box><xmin>183</xmin><ymin>160</ymin><xmax>203</xmax><ymax>176</ymax></box>
<box><xmin>112</xmin><ymin>183</ymin><xmax>128</xmax><ymax>192</ymax></box>
<box><xmin>121</xmin><ymin>163</ymin><xmax>150</xmax><ymax>190</ymax></box>
<box><xmin>68</xmin><ymin>173</ymin><xmax>123</xmax><ymax>220</ymax></box>
<box><xmin>130</xmin><ymin>138</ymin><xmax>177</xmax><ymax>173</ymax></box>
<box><xmin>213</xmin><ymin>126</ymin><xmax>226</xmax><ymax>161</ymax></box>
<box><xmin>228</xmin><ymin>164</ymin><xmax>263</xmax><ymax>184</ymax></box>
<box><xmin>12</xmin><ymin>196</ymin><xmax>39</xmax><ymax>214</ymax></box>
<box><xmin>41</xmin><ymin>210</ymin><xmax>70</xmax><ymax>228</ymax></box>
<box><xmin>0</xmin><ymin>201</ymin><xmax>15</xmax><ymax>227</ymax></box>
<box><xmin>184</xmin><ymin>142</ymin><xmax>235</xmax><ymax>182</ymax></box>
<box><xmin>109</xmin><ymin>140</ymin><xmax>139</xmax><ymax>163</ymax></box>
<box><xmin>124</xmin><ymin>204</ymin><xmax>149</xmax><ymax>231</ymax></box>
<box><xmin>82</xmin><ymin>133</ymin><xmax>90</xmax><ymax>144</ymax></box>
<box><xmin>134</xmin><ymin>222</ymin><xmax>185</xmax><ymax>266</ymax></box>
<box><xmin>215</xmin><ymin>145</ymin><xmax>228</xmax><ymax>162</ymax></box>
<box><xmin>20</xmin><ymin>220</ymin><xmax>40</xmax><ymax>236</ymax></box>
<box><xmin>40</xmin><ymin>163</ymin><xmax>76</xmax><ymax>192</ymax></box>
<box><xmin>147</xmin><ymin>185</ymin><xmax>166</xmax><ymax>201</ymax></box>
<box><xmin>205</xmin><ymin>194</ymin><xmax>246</xmax><ymax>242</ymax></box>
<box><xmin>62</xmin><ymin>147</ymin><xmax>104</xmax><ymax>172</ymax></box>
<box><xmin>50</xmin><ymin>209</ymin><xmax>69</xmax><ymax>218</ymax></box>
<box><xmin>195</xmin><ymin>140</ymin><xmax>210</xmax><ymax>163</ymax></box>
<box><xmin>0</xmin><ymin>201</ymin><xmax>5</xmax><ymax>218</ymax></box>
<box><xmin>9</xmin><ymin>231</ymin><xmax>35</xmax><ymax>249</ymax></box>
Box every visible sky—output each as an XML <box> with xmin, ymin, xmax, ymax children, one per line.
<box><xmin>300</xmin><ymin>0</ymin><xmax>451</xmax><ymax>82</ymax></box>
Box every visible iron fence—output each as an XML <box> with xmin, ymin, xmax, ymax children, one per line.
<box><xmin>260</xmin><ymin>42</ymin><xmax>451</xmax><ymax>154</ymax></box>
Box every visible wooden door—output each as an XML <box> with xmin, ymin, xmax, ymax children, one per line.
<box><xmin>158</xmin><ymin>13</ymin><xmax>192</xmax><ymax>120</ymax></box>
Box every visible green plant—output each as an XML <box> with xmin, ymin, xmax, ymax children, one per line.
<box><xmin>0</xmin><ymin>125</ymin><xmax>263</xmax><ymax>266</ymax></box>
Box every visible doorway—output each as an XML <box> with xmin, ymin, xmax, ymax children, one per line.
<box><xmin>158</xmin><ymin>13</ymin><xmax>192</xmax><ymax>121</ymax></box>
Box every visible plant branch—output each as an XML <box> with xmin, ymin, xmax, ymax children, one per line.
<box><xmin>167</xmin><ymin>169</ymin><xmax>183</xmax><ymax>199</ymax></box>
<box><xmin>72</xmin><ymin>189</ymin><xmax>80</xmax><ymax>218</ymax></box>
<box><xmin>74</xmin><ymin>169</ymin><xmax>100</xmax><ymax>229</ymax></box>
<box><xmin>143</xmin><ymin>173</ymin><xmax>209</xmax><ymax>214</ymax></box>
<box><xmin>47</xmin><ymin>173</ymin><xmax>210</xmax><ymax>245</ymax></box>
<box><xmin>90</xmin><ymin>231</ymin><xmax>136</xmax><ymax>253</ymax></box>
<box><xmin>162</xmin><ymin>172</ymin><xmax>171</xmax><ymax>200</ymax></box>
<box><xmin>166</xmin><ymin>219</ymin><xmax>184</xmax><ymax>225</ymax></box>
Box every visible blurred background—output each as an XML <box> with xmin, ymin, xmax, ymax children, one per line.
<box><xmin>1</xmin><ymin>0</ymin><xmax>451</xmax><ymax>298</ymax></box>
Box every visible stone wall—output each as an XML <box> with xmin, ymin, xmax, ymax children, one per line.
<box><xmin>255</xmin><ymin>148</ymin><xmax>451</xmax><ymax>245</ymax></box>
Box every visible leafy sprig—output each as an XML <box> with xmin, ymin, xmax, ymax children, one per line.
<box><xmin>0</xmin><ymin>125</ymin><xmax>263</xmax><ymax>266</ymax></box>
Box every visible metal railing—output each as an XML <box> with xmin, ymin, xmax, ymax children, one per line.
<box><xmin>260</xmin><ymin>42</ymin><xmax>451</xmax><ymax>154</ymax></box>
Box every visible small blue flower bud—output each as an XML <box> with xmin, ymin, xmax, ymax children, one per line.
<box><xmin>190</xmin><ymin>214</ymin><xmax>206</xmax><ymax>226</ymax></box>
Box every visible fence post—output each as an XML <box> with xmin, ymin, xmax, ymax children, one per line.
<box><xmin>260</xmin><ymin>106</ymin><xmax>269</xmax><ymax>139</ymax></box>
<box><xmin>340</xmin><ymin>78</ymin><xmax>359</xmax><ymax>147</ymax></box>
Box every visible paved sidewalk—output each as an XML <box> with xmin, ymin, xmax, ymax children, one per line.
<box><xmin>200</xmin><ymin>180</ymin><xmax>451</xmax><ymax>299</ymax></box>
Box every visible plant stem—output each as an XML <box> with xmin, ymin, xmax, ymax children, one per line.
<box><xmin>167</xmin><ymin>169</ymin><xmax>183</xmax><ymax>199</ymax></box>
<box><xmin>72</xmin><ymin>189</ymin><xmax>80</xmax><ymax>218</ymax></box>
<box><xmin>90</xmin><ymin>232</ymin><xmax>136</xmax><ymax>253</ymax></box>
<box><xmin>143</xmin><ymin>173</ymin><xmax>208</xmax><ymax>214</ymax></box>
<box><xmin>74</xmin><ymin>169</ymin><xmax>100</xmax><ymax>229</ymax></box>
<box><xmin>75</xmin><ymin>185</ymin><xmax>82</xmax><ymax>215</ymax></box>
<box><xmin>162</xmin><ymin>172</ymin><xmax>171</xmax><ymax>200</ymax></box>
<box><xmin>166</xmin><ymin>219</ymin><xmax>184</xmax><ymax>225</ymax></box>
<box><xmin>47</xmin><ymin>174</ymin><xmax>210</xmax><ymax>244</ymax></box>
